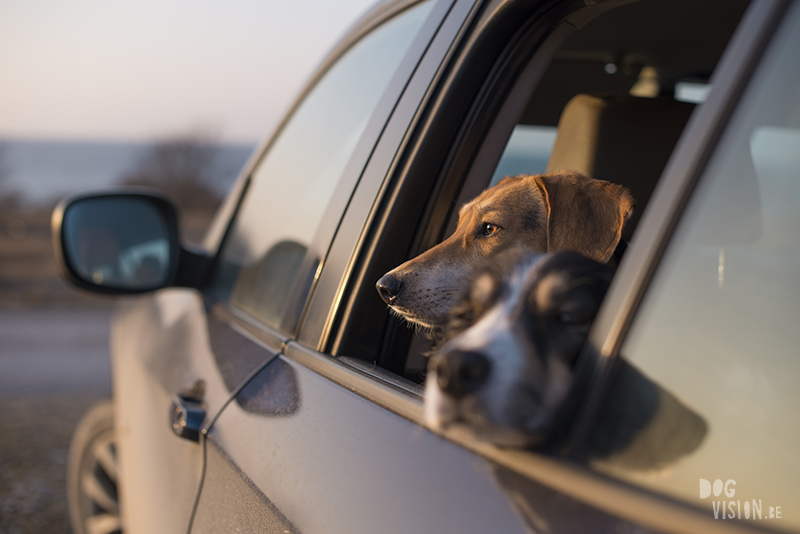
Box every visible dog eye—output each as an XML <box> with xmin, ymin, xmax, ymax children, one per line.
<box><xmin>479</xmin><ymin>222</ymin><xmax>500</xmax><ymax>236</ymax></box>
<box><xmin>457</xmin><ymin>309</ymin><xmax>475</xmax><ymax>322</ymax></box>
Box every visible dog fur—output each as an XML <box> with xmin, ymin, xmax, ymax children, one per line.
<box><xmin>425</xmin><ymin>251</ymin><xmax>614</xmax><ymax>446</ymax></box>
<box><xmin>376</xmin><ymin>172</ymin><xmax>633</xmax><ymax>330</ymax></box>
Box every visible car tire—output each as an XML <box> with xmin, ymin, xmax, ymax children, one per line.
<box><xmin>66</xmin><ymin>399</ymin><xmax>123</xmax><ymax>534</ymax></box>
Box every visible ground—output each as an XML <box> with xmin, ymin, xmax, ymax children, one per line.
<box><xmin>0</xmin><ymin>306</ymin><xmax>112</xmax><ymax>533</ymax></box>
<box><xmin>0</xmin><ymin>203</ymin><xmax>213</xmax><ymax>532</ymax></box>
<box><xmin>0</xmin><ymin>394</ymin><xmax>109</xmax><ymax>534</ymax></box>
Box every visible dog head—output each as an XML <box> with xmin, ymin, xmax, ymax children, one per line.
<box><xmin>376</xmin><ymin>172</ymin><xmax>632</xmax><ymax>329</ymax></box>
<box><xmin>425</xmin><ymin>250</ymin><xmax>614</xmax><ymax>447</ymax></box>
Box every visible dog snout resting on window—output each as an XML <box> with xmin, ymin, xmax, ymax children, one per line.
<box><xmin>376</xmin><ymin>172</ymin><xmax>633</xmax><ymax>330</ymax></box>
<box><xmin>424</xmin><ymin>251</ymin><xmax>614</xmax><ymax>447</ymax></box>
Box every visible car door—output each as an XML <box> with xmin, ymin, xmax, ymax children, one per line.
<box><xmin>111</xmin><ymin>241</ymin><xmax>263</xmax><ymax>532</ymax></box>
<box><xmin>193</xmin><ymin>1</ymin><xmax>793</xmax><ymax>534</ymax></box>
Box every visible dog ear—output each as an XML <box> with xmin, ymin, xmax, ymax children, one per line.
<box><xmin>533</xmin><ymin>172</ymin><xmax>634</xmax><ymax>263</ymax></box>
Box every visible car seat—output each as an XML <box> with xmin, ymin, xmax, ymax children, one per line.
<box><xmin>546</xmin><ymin>93</ymin><xmax>696</xmax><ymax>241</ymax></box>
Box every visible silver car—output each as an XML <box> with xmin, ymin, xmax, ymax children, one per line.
<box><xmin>55</xmin><ymin>0</ymin><xmax>800</xmax><ymax>532</ymax></box>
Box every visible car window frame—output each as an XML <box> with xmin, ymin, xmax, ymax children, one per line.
<box><xmin>304</xmin><ymin>0</ymin><xmax>592</xmax><ymax>375</ymax></box>
<box><xmin>297</xmin><ymin>0</ymin><xmax>482</xmax><ymax>351</ymax></box>
<box><xmin>279</xmin><ymin>0</ymin><xmax>599</xmax><ymax>451</ymax></box>
<box><xmin>294</xmin><ymin>0</ymin><xmax>641</xmax><ymax>395</ymax></box>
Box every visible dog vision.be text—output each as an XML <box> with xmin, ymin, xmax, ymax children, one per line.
<box><xmin>700</xmin><ymin>479</ymin><xmax>783</xmax><ymax>521</ymax></box>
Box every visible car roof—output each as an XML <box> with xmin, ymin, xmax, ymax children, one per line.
<box><xmin>559</xmin><ymin>0</ymin><xmax>750</xmax><ymax>85</ymax></box>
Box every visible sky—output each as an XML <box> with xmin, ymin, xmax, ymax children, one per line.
<box><xmin>0</xmin><ymin>0</ymin><xmax>378</xmax><ymax>144</ymax></box>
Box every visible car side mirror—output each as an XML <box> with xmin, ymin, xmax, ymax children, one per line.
<box><xmin>52</xmin><ymin>191</ymin><xmax>210</xmax><ymax>294</ymax></box>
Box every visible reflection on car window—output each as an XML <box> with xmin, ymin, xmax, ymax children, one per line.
<box><xmin>582</xmin><ymin>4</ymin><xmax>800</xmax><ymax>528</ymax></box>
<box><xmin>212</xmin><ymin>1</ymin><xmax>434</xmax><ymax>331</ymax></box>
<box><xmin>674</xmin><ymin>81</ymin><xmax>712</xmax><ymax>104</ymax></box>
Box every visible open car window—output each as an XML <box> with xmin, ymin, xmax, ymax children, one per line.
<box><xmin>399</xmin><ymin>0</ymin><xmax>751</xmax><ymax>383</ymax></box>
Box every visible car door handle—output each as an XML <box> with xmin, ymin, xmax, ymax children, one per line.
<box><xmin>170</xmin><ymin>393</ymin><xmax>206</xmax><ymax>442</ymax></box>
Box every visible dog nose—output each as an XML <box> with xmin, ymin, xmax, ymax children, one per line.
<box><xmin>376</xmin><ymin>273</ymin><xmax>402</xmax><ymax>304</ymax></box>
<box><xmin>432</xmin><ymin>350</ymin><xmax>491</xmax><ymax>399</ymax></box>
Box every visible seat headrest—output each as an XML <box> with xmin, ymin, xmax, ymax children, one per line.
<box><xmin>546</xmin><ymin>94</ymin><xmax>695</xmax><ymax>241</ymax></box>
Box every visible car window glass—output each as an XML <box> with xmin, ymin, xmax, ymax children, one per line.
<box><xmin>211</xmin><ymin>1</ymin><xmax>434</xmax><ymax>331</ymax></box>
<box><xmin>675</xmin><ymin>81</ymin><xmax>712</xmax><ymax>104</ymax></box>
<box><xmin>580</xmin><ymin>4</ymin><xmax>800</xmax><ymax>527</ymax></box>
<box><xmin>490</xmin><ymin>125</ymin><xmax>556</xmax><ymax>186</ymax></box>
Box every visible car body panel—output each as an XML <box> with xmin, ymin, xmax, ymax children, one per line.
<box><xmin>110</xmin><ymin>290</ymin><xmax>260</xmax><ymax>533</ymax></box>
<box><xmin>195</xmin><ymin>349</ymin><xmax>653</xmax><ymax>534</ymax></box>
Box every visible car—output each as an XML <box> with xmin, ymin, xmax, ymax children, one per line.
<box><xmin>53</xmin><ymin>0</ymin><xmax>800</xmax><ymax>531</ymax></box>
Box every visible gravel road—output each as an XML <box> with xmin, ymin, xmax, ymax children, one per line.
<box><xmin>0</xmin><ymin>307</ymin><xmax>113</xmax><ymax>533</ymax></box>
<box><xmin>0</xmin><ymin>308</ymin><xmax>112</xmax><ymax>394</ymax></box>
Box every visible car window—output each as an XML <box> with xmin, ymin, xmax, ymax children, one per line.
<box><xmin>211</xmin><ymin>1</ymin><xmax>434</xmax><ymax>331</ymax></box>
<box><xmin>490</xmin><ymin>125</ymin><xmax>556</xmax><ymax>186</ymax></box>
<box><xmin>398</xmin><ymin>0</ymin><xmax>749</xmax><ymax>382</ymax></box>
<box><xmin>580</xmin><ymin>3</ymin><xmax>800</xmax><ymax>528</ymax></box>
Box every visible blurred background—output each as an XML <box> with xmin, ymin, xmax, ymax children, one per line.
<box><xmin>0</xmin><ymin>0</ymin><xmax>374</xmax><ymax>530</ymax></box>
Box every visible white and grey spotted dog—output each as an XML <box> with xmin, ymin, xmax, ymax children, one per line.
<box><xmin>425</xmin><ymin>250</ymin><xmax>614</xmax><ymax>447</ymax></box>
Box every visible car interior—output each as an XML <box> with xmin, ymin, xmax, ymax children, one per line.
<box><xmin>397</xmin><ymin>0</ymin><xmax>752</xmax><ymax>382</ymax></box>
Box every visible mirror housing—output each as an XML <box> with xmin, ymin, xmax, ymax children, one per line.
<box><xmin>52</xmin><ymin>190</ymin><xmax>213</xmax><ymax>294</ymax></box>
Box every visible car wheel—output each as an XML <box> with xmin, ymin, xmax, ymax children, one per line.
<box><xmin>66</xmin><ymin>400</ymin><xmax>123</xmax><ymax>534</ymax></box>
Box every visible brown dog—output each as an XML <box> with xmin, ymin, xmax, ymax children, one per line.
<box><xmin>376</xmin><ymin>171</ymin><xmax>633</xmax><ymax>329</ymax></box>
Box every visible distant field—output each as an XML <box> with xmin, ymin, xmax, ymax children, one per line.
<box><xmin>0</xmin><ymin>206</ymin><xmax>91</xmax><ymax>308</ymax></box>
<box><xmin>1</xmin><ymin>139</ymin><xmax>252</xmax><ymax>206</ymax></box>
<box><xmin>0</xmin><ymin>204</ymin><xmax>214</xmax><ymax>308</ymax></box>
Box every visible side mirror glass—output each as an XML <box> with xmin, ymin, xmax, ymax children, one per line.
<box><xmin>53</xmin><ymin>192</ymin><xmax>180</xmax><ymax>293</ymax></box>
